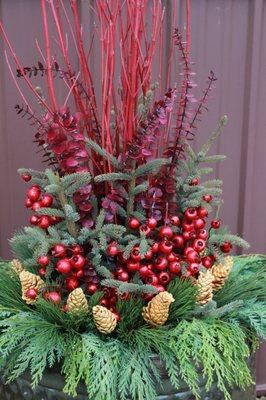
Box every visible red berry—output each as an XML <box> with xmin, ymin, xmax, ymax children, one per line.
<box><xmin>220</xmin><ymin>242</ymin><xmax>232</xmax><ymax>253</ymax></box>
<box><xmin>184</xmin><ymin>246</ymin><xmax>195</xmax><ymax>256</ymax></box>
<box><xmin>158</xmin><ymin>271</ymin><xmax>171</xmax><ymax>285</ymax></box>
<box><xmin>147</xmin><ymin>217</ymin><xmax>157</xmax><ymax>229</ymax></box>
<box><xmin>201</xmin><ymin>256</ymin><xmax>214</xmax><ymax>269</ymax></box>
<box><xmin>183</xmin><ymin>230</ymin><xmax>196</xmax><ymax>241</ymax></box>
<box><xmin>25</xmin><ymin>197</ymin><xmax>33</xmax><ymax>208</ymax></box>
<box><xmin>27</xmin><ymin>185</ymin><xmax>40</xmax><ymax>202</ymax></box>
<box><xmin>127</xmin><ymin>262</ymin><xmax>140</xmax><ymax>272</ymax></box>
<box><xmin>155</xmin><ymin>285</ymin><xmax>166</xmax><ymax>292</ymax></box>
<box><xmin>131</xmin><ymin>248</ymin><xmax>141</xmax><ymax>262</ymax></box>
<box><xmin>129</xmin><ymin>218</ymin><xmax>140</xmax><ymax>229</ymax></box>
<box><xmin>211</xmin><ymin>219</ymin><xmax>221</xmax><ymax>229</ymax></box>
<box><xmin>186</xmin><ymin>250</ymin><xmax>200</xmax><ymax>263</ymax></box>
<box><xmin>75</xmin><ymin>270</ymin><xmax>84</xmax><ymax>279</ymax></box>
<box><xmin>198</xmin><ymin>229</ymin><xmax>208</xmax><ymax>240</ymax></box>
<box><xmin>159</xmin><ymin>226</ymin><xmax>173</xmax><ymax>239</ymax></box>
<box><xmin>118</xmin><ymin>271</ymin><xmax>129</xmax><ymax>282</ymax></box>
<box><xmin>169</xmin><ymin>261</ymin><xmax>182</xmax><ymax>275</ymax></box>
<box><xmin>144</xmin><ymin>249</ymin><xmax>153</xmax><ymax>260</ymax></box>
<box><xmin>139</xmin><ymin>265</ymin><xmax>151</xmax><ymax>278</ymax></box>
<box><xmin>25</xmin><ymin>287</ymin><xmax>38</xmax><ymax>299</ymax></box>
<box><xmin>87</xmin><ymin>283</ymin><xmax>98</xmax><ymax>294</ymax></box>
<box><xmin>70</xmin><ymin>254</ymin><xmax>86</xmax><ymax>269</ymax></box>
<box><xmin>187</xmin><ymin>263</ymin><xmax>200</xmax><ymax>275</ymax></box>
<box><xmin>182</xmin><ymin>220</ymin><xmax>195</xmax><ymax>232</ymax></box>
<box><xmin>41</xmin><ymin>194</ymin><xmax>53</xmax><ymax>208</ymax></box>
<box><xmin>44</xmin><ymin>291</ymin><xmax>61</xmax><ymax>304</ymax></box>
<box><xmin>66</xmin><ymin>277</ymin><xmax>79</xmax><ymax>291</ymax></box>
<box><xmin>193</xmin><ymin>239</ymin><xmax>206</xmax><ymax>253</ymax></box>
<box><xmin>30</xmin><ymin>215</ymin><xmax>39</xmax><ymax>225</ymax></box>
<box><xmin>193</xmin><ymin>218</ymin><xmax>205</xmax><ymax>230</ymax></box>
<box><xmin>107</xmin><ymin>243</ymin><xmax>119</xmax><ymax>257</ymax></box>
<box><xmin>184</xmin><ymin>208</ymin><xmax>198</xmax><ymax>221</ymax></box>
<box><xmin>197</xmin><ymin>207</ymin><xmax>208</xmax><ymax>218</ymax></box>
<box><xmin>38</xmin><ymin>215</ymin><xmax>50</xmax><ymax>229</ymax></box>
<box><xmin>52</xmin><ymin>244</ymin><xmax>66</xmax><ymax>258</ymax></box>
<box><xmin>113</xmin><ymin>312</ymin><xmax>121</xmax><ymax>322</ymax></box>
<box><xmin>170</xmin><ymin>216</ymin><xmax>180</xmax><ymax>226</ymax></box>
<box><xmin>37</xmin><ymin>255</ymin><xmax>49</xmax><ymax>267</ymax></box>
<box><xmin>203</xmin><ymin>194</ymin><xmax>213</xmax><ymax>203</ymax></box>
<box><xmin>159</xmin><ymin>240</ymin><xmax>173</xmax><ymax>254</ymax></box>
<box><xmin>71</xmin><ymin>245</ymin><xmax>83</xmax><ymax>255</ymax></box>
<box><xmin>22</xmin><ymin>173</ymin><xmax>32</xmax><ymax>182</ymax></box>
<box><xmin>39</xmin><ymin>267</ymin><xmax>46</xmax><ymax>277</ymax></box>
<box><xmin>172</xmin><ymin>234</ymin><xmax>184</xmax><ymax>248</ymax></box>
<box><xmin>151</xmin><ymin>242</ymin><xmax>159</xmax><ymax>253</ymax></box>
<box><xmin>154</xmin><ymin>256</ymin><xmax>168</xmax><ymax>271</ymax></box>
<box><xmin>32</xmin><ymin>201</ymin><xmax>42</xmax><ymax>211</ymax></box>
<box><xmin>146</xmin><ymin>274</ymin><xmax>159</xmax><ymax>286</ymax></box>
<box><xmin>100</xmin><ymin>298</ymin><xmax>109</xmax><ymax>307</ymax></box>
<box><xmin>139</xmin><ymin>224</ymin><xmax>151</xmax><ymax>236</ymax></box>
<box><xmin>167</xmin><ymin>252</ymin><xmax>179</xmax><ymax>262</ymax></box>
<box><xmin>190</xmin><ymin>178</ymin><xmax>199</xmax><ymax>186</ymax></box>
<box><xmin>56</xmin><ymin>258</ymin><xmax>72</xmax><ymax>274</ymax></box>
<box><xmin>50</xmin><ymin>216</ymin><xmax>62</xmax><ymax>225</ymax></box>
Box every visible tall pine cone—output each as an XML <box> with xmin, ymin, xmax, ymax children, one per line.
<box><xmin>92</xmin><ymin>305</ymin><xmax>117</xmax><ymax>334</ymax></box>
<box><xmin>67</xmin><ymin>288</ymin><xmax>89</xmax><ymax>315</ymax></box>
<box><xmin>11</xmin><ymin>259</ymin><xmax>24</xmax><ymax>275</ymax></box>
<box><xmin>196</xmin><ymin>270</ymin><xmax>213</xmax><ymax>305</ymax></box>
<box><xmin>142</xmin><ymin>291</ymin><xmax>175</xmax><ymax>326</ymax></box>
<box><xmin>19</xmin><ymin>271</ymin><xmax>45</xmax><ymax>304</ymax></box>
<box><xmin>212</xmin><ymin>256</ymin><xmax>233</xmax><ymax>291</ymax></box>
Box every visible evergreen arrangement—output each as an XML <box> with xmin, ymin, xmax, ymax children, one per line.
<box><xmin>0</xmin><ymin>1</ymin><xmax>265</xmax><ymax>399</ymax></box>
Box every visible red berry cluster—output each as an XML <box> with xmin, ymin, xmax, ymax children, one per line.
<box><xmin>23</xmin><ymin>177</ymin><xmax>61</xmax><ymax>230</ymax></box>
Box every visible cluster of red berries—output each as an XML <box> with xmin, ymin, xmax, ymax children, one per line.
<box><xmin>22</xmin><ymin>174</ymin><xmax>61</xmax><ymax>229</ymax></box>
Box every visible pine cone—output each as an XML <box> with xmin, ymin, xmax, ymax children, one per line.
<box><xmin>142</xmin><ymin>291</ymin><xmax>175</xmax><ymax>327</ymax></box>
<box><xmin>19</xmin><ymin>271</ymin><xmax>45</xmax><ymax>304</ymax></box>
<box><xmin>212</xmin><ymin>256</ymin><xmax>233</xmax><ymax>291</ymax></box>
<box><xmin>11</xmin><ymin>259</ymin><xmax>24</xmax><ymax>275</ymax></box>
<box><xmin>92</xmin><ymin>305</ymin><xmax>117</xmax><ymax>334</ymax></box>
<box><xmin>67</xmin><ymin>288</ymin><xmax>89</xmax><ymax>315</ymax></box>
<box><xmin>196</xmin><ymin>270</ymin><xmax>213</xmax><ymax>305</ymax></box>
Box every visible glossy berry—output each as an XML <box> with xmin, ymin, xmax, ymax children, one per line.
<box><xmin>44</xmin><ymin>291</ymin><xmax>61</xmax><ymax>304</ymax></box>
<box><xmin>190</xmin><ymin>178</ymin><xmax>199</xmax><ymax>186</ymax></box>
<box><xmin>159</xmin><ymin>240</ymin><xmax>173</xmax><ymax>254</ymax></box>
<box><xmin>38</xmin><ymin>215</ymin><xmax>50</xmax><ymax>229</ymax></box>
<box><xmin>193</xmin><ymin>239</ymin><xmax>206</xmax><ymax>253</ymax></box>
<box><xmin>25</xmin><ymin>197</ymin><xmax>33</xmax><ymax>208</ymax></box>
<box><xmin>167</xmin><ymin>252</ymin><xmax>179</xmax><ymax>262</ymax></box>
<box><xmin>66</xmin><ymin>277</ymin><xmax>79</xmax><ymax>291</ymax></box>
<box><xmin>158</xmin><ymin>271</ymin><xmax>171</xmax><ymax>285</ymax></box>
<box><xmin>52</xmin><ymin>244</ymin><xmax>66</xmax><ymax>258</ymax></box>
<box><xmin>100</xmin><ymin>298</ymin><xmax>109</xmax><ymax>307</ymax></box>
<box><xmin>22</xmin><ymin>173</ymin><xmax>32</xmax><ymax>182</ymax></box>
<box><xmin>220</xmin><ymin>242</ymin><xmax>232</xmax><ymax>253</ymax></box>
<box><xmin>71</xmin><ymin>245</ymin><xmax>83</xmax><ymax>255</ymax></box>
<box><xmin>130</xmin><ymin>248</ymin><xmax>141</xmax><ymax>262</ymax></box>
<box><xmin>56</xmin><ymin>258</ymin><xmax>72</xmax><ymax>274</ymax></box>
<box><xmin>184</xmin><ymin>208</ymin><xmax>198</xmax><ymax>221</ymax></box>
<box><xmin>146</xmin><ymin>274</ymin><xmax>159</xmax><ymax>286</ymax></box>
<box><xmin>172</xmin><ymin>234</ymin><xmax>184</xmax><ymax>248</ymax></box>
<box><xmin>187</xmin><ymin>263</ymin><xmax>200</xmax><ymax>275</ymax></box>
<box><xmin>139</xmin><ymin>224</ymin><xmax>151</xmax><ymax>236</ymax></box>
<box><xmin>41</xmin><ymin>194</ymin><xmax>53</xmax><ymax>208</ymax></box>
<box><xmin>151</xmin><ymin>242</ymin><xmax>159</xmax><ymax>253</ymax></box>
<box><xmin>38</xmin><ymin>268</ymin><xmax>46</xmax><ymax>277</ymax></box>
<box><xmin>70</xmin><ymin>254</ymin><xmax>86</xmax><ymax>269</ymax></box>
<box><xmin>107</xmin><ymin>243</ymin><xmax>119</xmax><ymax>257</ymax></box>
<box><xmin>27</xmin><ymin>185</ymin><xmax>40</xmax><ymax>202</ymax></box>
<box><xmin>202</xmin><ymin>194</ymin><xmax>213</xmax><ymax>203</ymax></box>
<box><xmin>197</xmin><ymin>207</ymin><xmax>208</xmax><ymax>218</ymax></box>
<box><xmin>139</xmin><ymin>265</ymin><xmax>151</xmax><ymax>278</ymax></box>
<box><xmin>169</xmin><ymin>261</ymin><xmax>182</xmax><ymax>275</ymax></box>
<box><xmin>118</xmin><ymin>271</ymin><xmax>129</xmax><ymax>282</ymax></box>
<box><xmin>201</xmin><ymin>256</ymin><xmax>214</xmax><ymax>269</ymax></box>
<box><xmin>75</xmin><ymin>270</ymin><xmax>84</xmax><ymax>279</ymax></box>
<box><xmin>87</xmin><ymin>283</ymin><xmax>98</xmax><ymax>294</ymax></box>
<box><xmin>193</xmin><ymin>218</ymin><xmax>205</xmax><ymax>230</ymax></box>
<box><xmin>144</xmin><ymin>249</ymin><xmax>153</xmax><ymax>260</ymax></box>
<box><xmin>170</xmin><ymin>215</ymin><xmax>180</xmax><ymax>226</ymax></box>
<box><xmin>186</xmin><ymin>250</ymin><xmax>200</xmax><ymax>263</ymax></box>
<box><xmin>198</xmin><ymin>229</ymin><xmax>208</xmax><ymax>240</ymax></box>
<box><xmin>32</xmin><ymin>201</ymin><xmax>42</xmax><ymax>211</ymax></box>
<box><xmin>127</xmin><ymin>262</ymin><xmax>140</xmax><ymax>272</ymax></box>
<box><xmin>211</xmin><ymin>219</ymin><xmax>221</xmax><ymax>229</ymax></box>
<box><xmin>159</xmin><ymin>226</ymin><xmax>173</xmax><ymax>239</ymax></box>
<box><xmin>154</xmin><ymin>256</ymin><xmax>168</xmax><ymax>271</ymax></box>
<box><xmin>37</xmin><ymin>255</ymin><xmax>49</xmax><ymax>267</ymax></box>
<box><xmin>30</xmin><ymin>215</ymin><xmax>39</xmax><ymax>225</ymax></box>
<box><xmin>128</xmin><ymin>217</ymin><xmax>140</xmax><ymax>229</ymax></box>
<box><xmin>25</xmin><ymin>288</ymin><xmax>38</xmax><ymax>299</ymax></box>
<box><xmin>147</xmin><ymin>217</ymin><xmax>157</xmax><ymax>229</ymax></box>
<box><xmin>184</xmin><ymin>246</ymin><xmax>196</xmax><ymax>257</ymax></box>
<box><xmin>182</xmin><ymin>220</ymin><xmax>195</xmax><ymax>232</ymax></box>
<box><xmin>183</xmin><ymin>230</ymin><xmax>196</xmax><ymax>241</ymax></box>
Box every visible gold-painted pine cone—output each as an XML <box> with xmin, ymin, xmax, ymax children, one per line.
<box><xmin>196</xmin><ymin>270</ymin><xmax>214</xmax><ymax>305</ymax></box>
<box><xmin>19</xmin><ymin>270</ymin><xmax>45</xmax><ymax>304</ymax></box>
<box><xmin>142</xmin><ymin>291</ymin><xmax>175</xmax><ymax>327</ymax></box>
<box><xmin>212</xmin><ymin>256</ymin><xmax>233</xmax><ymax>292</ymax></box>
<box><xmin>92</xmin><ymin>305</ymin><xmax>117</xmax><ymax>334</ymax></box>
<box><xmin>67</xmin><ymin>288</ymin><xmax>89</xmax><ymax>315</ymax></box>
<box><xmin>11</xmin><ymin>259</ymin><xmax>24</xmax><ymax>275</ymax></box>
